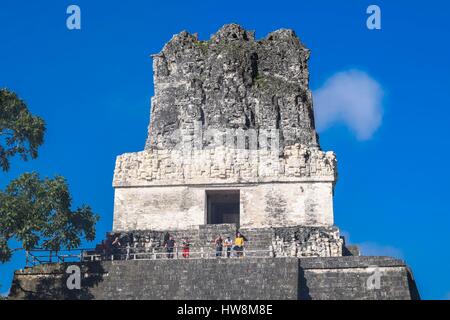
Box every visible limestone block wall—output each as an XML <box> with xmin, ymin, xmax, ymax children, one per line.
<box><xmin>8</xmin><ymin>257</ymin><xmax>420</xmax><ymax>300</ymax></box>
<box><xmin>298</xmin><ymin>257</ymin><xmax>420</xmax><ymax>300</ymax></box>
<box><xmin>113</xmin><ymin>186</ymin><xmax>205</xmax><ymax>231</ymax></box>
<box><xmin>113</xmin><ymin>181</ymin><xmax>334</xmax><ymax>231</ymax></box>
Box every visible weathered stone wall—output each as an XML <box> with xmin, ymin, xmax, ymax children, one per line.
<box><xmin>8</xmin><ymin>257</ymin><xmax>420</xmax><ymax>300</ymax></box>
<box><xmin>113</xmin><ymin>182</ymin><xmax>334</xmax><ymax>231</ymax></box>
<box><xmin>146</xmin><ymin>23</ymin><xmax>318</xmax><ymax>151</ymax></box>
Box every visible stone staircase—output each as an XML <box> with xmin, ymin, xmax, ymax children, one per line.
<box><xmin>101</xmin><ymin>224</ymin><xmax>345</xmax><ymax>259</ymax></box>
<box><xmin>238</xmin><ymin>228</ymin><xmax>274</xmax><ymax>257</ymax></box>
<box><xmin>104</xmin><ymin>224</ymin><xmax>241</xmax><ymax>259</ymax></box>
<box><xmin>173</xmin><ymin>225</ymin><xmax>275</xmax><ymax>256</ymax></box>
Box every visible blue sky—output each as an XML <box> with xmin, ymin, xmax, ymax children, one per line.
<box><xmin>1</xmin><ymin>0</ymin><xmax>449</xmax><ymax>299</ymax></box>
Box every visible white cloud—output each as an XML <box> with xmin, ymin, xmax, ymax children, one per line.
<box><xmin>340</xmin><ymin>231</ymin><xmax>403</xmax><ymax>259</ymax></box>
<box><xmin>340</xmin><ymin>230</ymin><xmax>352</xmax><ymax>244</ymax></box>
<box><xmin>359</xmin><ymin>242</ymin><xmax>404</xmax><ymax>259</ymax></box>
<box><xmin>313</xmin><ymin>70</ymin><xmax>384</xmax><ymax>140</ymax></box>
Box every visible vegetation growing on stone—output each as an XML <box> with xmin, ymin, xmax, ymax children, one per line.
<box><xmin>147</xmin><ymin>24</ymin><xmax>318</xmax><ymax>151</ymax></box>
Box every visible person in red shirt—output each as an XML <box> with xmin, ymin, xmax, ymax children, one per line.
<box><xmin>182</xmin><ymin>238</ymin><xmax>190</xmax><ymax>258</ymax></box>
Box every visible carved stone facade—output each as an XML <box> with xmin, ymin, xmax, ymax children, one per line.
<box><xmin>113</xmin><ymin>144</ymin><xmax>336</xmax><ymax>187</ymax></box>
<box><xmin>270</xmin><ymin>226</ymin><xmax>343</xmax><ymax>257</ymax></box>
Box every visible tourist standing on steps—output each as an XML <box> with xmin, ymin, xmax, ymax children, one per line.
<box><xmin>182</xmin><ymin>238</ymin><xmax>190</xmax><ymax>258</ymax></box>
<box><xmin>111</xmin><ymin>234</ymin><xmax>122</xmax><ymax>260</ymax></box>
<box><xmin>214</xmin><ymin>234</ymin><xmax>223</xmax><ymax>257</ymax></box>
<box><xmin>102</xmin><ymin>236</ymin><xmax>112</xmax><ymax>260</ymax></box>
<box><xmin>224</xmin><ymin>236</ymin><xmax>233</xmax><ymax>258</ymax></box>
<box><xmin>163</xmin><ymin>232</ymin><xmax>170</xmax><ymax>247</ymax></box>
<box><xmin>234</xmin><ymin>232</ymin><xmax>245</xmax><ymax>257</ymax></box>
<box><xmin>165</xmin><ymin>236</ymin><xmax>176</xmax><ymax>259</ymax></box>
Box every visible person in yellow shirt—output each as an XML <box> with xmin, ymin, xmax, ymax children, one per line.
<box><xmin>234</xmin><ymin>232</ymin><xmax>245</xmax><ymax>257</ymax></box>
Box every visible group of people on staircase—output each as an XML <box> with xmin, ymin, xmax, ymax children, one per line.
<box><xmin>213</xmin><ymin>232</ymin><xmax>247</xmax><ymax>258</ymax></box>
<box><xmin>162</xmin><ymin>231</ymin><xmax>247</xmax><ymax>259</ymax></box>
<box><xmin>97</xmin><ymin>230</ymin><xmax>248</xmax><ymax>260</ymax></box>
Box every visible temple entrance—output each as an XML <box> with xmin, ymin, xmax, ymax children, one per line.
<box><xmin>206</xmin><ymin>190</ymin><xmax>240</xmax><ymax>225</ymax></box>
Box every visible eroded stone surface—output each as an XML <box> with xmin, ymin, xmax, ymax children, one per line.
<box><xmin>146</xmin><ymin>23</ymin><xmax>319</xmax><ymax>151</ymax></box>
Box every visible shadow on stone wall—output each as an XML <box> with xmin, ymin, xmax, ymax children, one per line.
<box><xmin>298</xmin><ymin>266</ymin><xmax>311</xmax><ymax>300</ymax></box>
<box><xmin>10</xmin><ymin>262</ymin><xmax>105</xmax><ymax>300</ymax></box>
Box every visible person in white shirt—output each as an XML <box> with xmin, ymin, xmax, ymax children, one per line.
<box><xmin>224</xmin><ymin>236</ymin><xmax>233</xmax><ymax>258</ymax></box>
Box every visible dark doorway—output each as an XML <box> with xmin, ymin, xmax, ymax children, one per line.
<box><xmin>206</xmin><ymin>190</ymin><xmax>240</xmax><ymax>225</ymax></box>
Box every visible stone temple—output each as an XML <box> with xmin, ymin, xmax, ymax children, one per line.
<box><xmin>9</xmin><ymin>24</ymin><xmax>420</xmax><ymax>300</ymax></box>
<box><xmin>113</xmin><ymin>23</ymin><xmax>336</xmax><ymax>236</ymax></box>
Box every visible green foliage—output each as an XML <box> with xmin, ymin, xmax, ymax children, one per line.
<box><xmin>0</xmin><ymin>88</ymin><xmax>46</xmax><ymax>172</ymax></box>
<box><xmin>0</xmin><ymin>88</ymin><xmax>99</xmax><ymax>291</ymax></box>
<box><xmin>193</xmin><ymin>40</ymin><xmax>211</xmax><ymax>54</ymax></box>
<box><xmin>254</xmin><ymin>74</ymin><xmax>266</xmax><ymax>87</ymax></box>
<box><xmin>0</xmin><ymin>172</ymin><xmax>99</xmax><ymax>263</ymax></box>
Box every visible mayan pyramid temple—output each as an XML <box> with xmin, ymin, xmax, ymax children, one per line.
<box><xmin>9</xmin><ymin>24</ymin><xmax>420</xmax><ymax>300</ymax></box>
